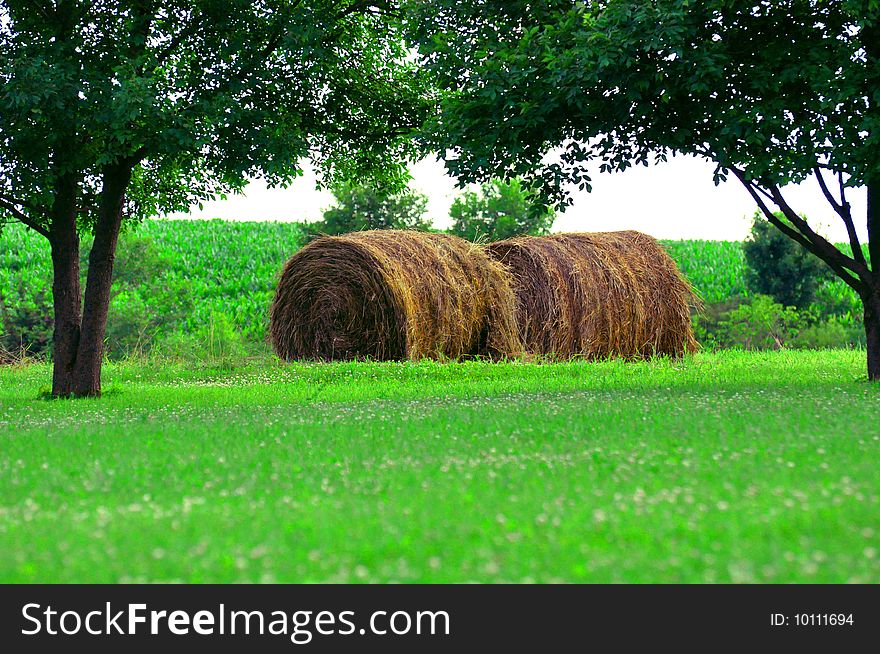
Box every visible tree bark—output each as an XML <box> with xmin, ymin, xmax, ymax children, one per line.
<box><xmin>868</xmin><ymin>179</ymin><xmax>879</xmax><ymax>277</ymax></box>
<box><xmin>863</xmin><ymin>19</ymin><xmax>880</xmax><ymax>380</ymax></box>
<box><xmin>49</xmin><ymin>176</ymin><xmax>82</xmax><ymax>397</ymax></box>
<box><xmin>867</xmin><ymin>180</ymin><xmax>880</xmax><ymax>381</ymax></box>
<box><xmin>866</xmin><ymin>291</ymin><xmax>880</xmax><ymax>381</ymax></box>
<box><xmin>68</xmin><ymin>164</ymin><xmax>133</xmax><ymax>397</ymax></box>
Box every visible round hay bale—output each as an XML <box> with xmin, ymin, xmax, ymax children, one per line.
<box><xmin>270</xmin><ymin>230</ymin><xmax>522</xmax><ymax>361</ymax></box>
<box><xmin>486</xmin><ymin>231</ymin><xmax>698</xmax><ymax>359</ymax></box>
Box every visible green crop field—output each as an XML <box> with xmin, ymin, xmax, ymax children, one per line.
<box><xmin>1</xmin><ymin>350</ymin><xmax>878</xmax><ymax>583</ymax></box>
<box><xmin>1</xmin><ymin>219</ymin><xmax>308</xmax><ymax>348</ymax></box>
<box><xmin>1</xmin><ymin>222</ymin><xmax>749</xmax><ymax>317</ymax></box>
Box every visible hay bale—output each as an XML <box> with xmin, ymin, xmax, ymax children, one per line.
<box><xmin>270</xmin><ymin>230</ymin><xmax>522</xmax><ymax>361</ymax></box>
<box><xmin>486</xmin><ymin>231</ymin><xmax>698</xmax><ymax>359</ymax></box>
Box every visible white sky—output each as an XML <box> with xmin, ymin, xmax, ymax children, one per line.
<box><xmin>168</xmin><ymin>155</ymin><xmax>868</xmax><ymax>243</ymax></box>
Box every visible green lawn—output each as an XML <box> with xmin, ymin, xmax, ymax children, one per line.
<box><xmin>1</xmin><ymin>350</ymin><xmax>878</xmax><ymax>583</ymax></box>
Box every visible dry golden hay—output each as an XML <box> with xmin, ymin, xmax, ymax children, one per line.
<box><xmin>270</xmin><ymin>230</ymin><xmax>523</xmax><ymax>361</ymax></box>
<box><xmin>486</xmin><ymin>231</ymin><xmax>698</xmax><ymax>359</ymax></box>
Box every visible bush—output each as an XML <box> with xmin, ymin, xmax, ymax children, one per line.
<box><xmin>691</xmin><ymin>295</ymin><xmax>748</xmax><ymax>350</ymax></box>
<box><xmin>449</xmin><ymin>178</ymin><xmax>554</xmax><ymax>242</ymax></box>
<box><xmin>313</xmin><ymin>184</ymin><xmax>431</xmax><ymax>236</ymax></box>
<box><xmin>695</xmin><ymin>294</ymin><xmax>862</xmax><ymax>350</ymax></box>
<box><xmin>0</xmin><ymin>280</ymin><xmax>54</xmax><ymax>356</ymax></box>
<box><xmin>105</xmin><ymin>289</ymin><xmax>160</xmax><ymax>359</ymax></box>
<box><xmin>83</xmin><ymin>233</ymin><xmax>179</xmax><ymax>359</ymax></box>
<box><xmin>716</xmin><ymin>295</ymin><xmax>803</xmax><ymax>350</ymax></box>
<box><xmin>743</xmin><ymin>213</ymin><xmax>829</xmax><ymax>308</ymax></box>
<box><xmin>792</xmin><ymin>316</ymin><xmax>865</xmax><ymax>349</ymax></box>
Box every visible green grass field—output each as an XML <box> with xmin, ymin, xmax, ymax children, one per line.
<box><xmin>1</xmin><ymin>350</ymin><xmax>878</xmax><ymax>583</ymax></box>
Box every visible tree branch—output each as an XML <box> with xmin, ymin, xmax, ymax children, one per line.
<box><xmin>731</xmin><ymin>168</ymin><xmax>863</xmax><ymax>292</ymax></box>
<box><xmin>0</xmin><ymin>197</ymin><xmax>50</xmax><ymax>238</ymax></box>
<box><xmin>751</xmin><ymin>181</ymin><xmax>776</xmax><ymax>204</ymax></box>
<box><xmin>814</xmin><ymin>166</ymin><xmax>866</xmax><ymax>267</ymax></box>
<box><xmin>766</xmin><ymin>183</ymin><xmax>869</xmax><ymax>278</ymax></box>
<box><xmin>25</xmin><ymin>0</ymin><xmax>52</xmax><ymax>21</ymax></box>
<box><xmin>0</xmin><ymin>191</ymin><xmax>37</xmax><ymax>211</ymax></box>
<box><xmin>814</xmin><ymin>166</ymin><xmax>842</xmax><ymax>212</ymax></box>
<box><xmin>146</xmin><ymin>12</ymin><xmax>205</xmax><ymax>72</ymax></box>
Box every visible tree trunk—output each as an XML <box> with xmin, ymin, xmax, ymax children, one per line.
<box><xmin>867</xmin><ymin>181</ymin><xmax>880</xmax><ymax>381</ymax></box>
<box><xmin>866</xmin><ymin>291</ymin><xmax>880</xmax><ymax>381</ymax></box>
<box><xmin>868</xmin><ymin>179</ymin><xmax>879</xmax><ymax>277</ymax></box>
<box><xmin>49</xmin><ymin>176</ymin><xmax>82</xmax><ymax>397</ymax></box>
<box><xmin>68</xmin><ymin>164</ymin><xmax>133</xmax><ymax>397</ymax></box>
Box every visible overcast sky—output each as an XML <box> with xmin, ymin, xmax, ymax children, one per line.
<box><xmin>169</xmin><ymin>155</ymin><xmax>868</xmax><ymax>243</ymax></box>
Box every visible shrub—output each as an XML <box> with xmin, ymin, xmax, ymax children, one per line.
<box><xmin>792</xmin><ymin>316</ymin><xmax>865</xmax><ymax>350</ymax></box>
<box><xmin>696</xmin><ymin>295</ymin><xmax>865</xmax><ymax>351</ymax></box>
<box><xmin>718</xmin><ymin>295</ymin><xmax>804</xmax><ymax>350</ymax></box>
<box><xmin>314</xmin><ymin>184</ymin><xmax>431</xmax><ymax>236</ymax></box>
<box><xmin>449</xmin><ymin>178</ymin><xmax>554</xmax><ymax>242</ymax></box>
<box><xmin>107</xmin><ymin>232</ymin><xmax>170</xmax><ymax>287</ymax></box>
<box><xmin>743</xmin><ymin>213</ymin><xmax>829</xmax><ymax>308</ymax></box>
<box><xmin>695</xmin><ymin>295</ymin><xmax>803</xmax><ymax>350</ymax></box>
<box><xmin>0</xmin><ymin>280</ymin><xmax>54</xmax><ymax>356</ymax></box>
<box><xmin>81</xmin><ymin>233</ymin><xmax>176</xmax><ymax>358</ymax></box>
<box><xmin>105</xmin><ymin>289</ymin><xmax>160</xmax><ymax>359</ymax></box>
<box><xmin>691</xmin><ymin>295</ymin><xmax>748</xmax><ymax>350</ymax></box>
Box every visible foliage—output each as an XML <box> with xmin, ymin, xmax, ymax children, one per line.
<box><xmin>660</xmin><ymin>240</ymin><xmax>747</xmax><ymax>303</ymax></box>
<box><xmin>0</xmin><ymin>1</ymin><xmax>433</xmax><ymax>393</ymax></box>
<box><xmin>691</xmin><ymin>295</ymin><xmax>748</xmax><ymax>350</ymax></box>
<box><xmin>448</xmin><ymin>178</ymin><xmax>554</xmax><ymax>242</ymax></box>
<box><xmin>695</xmin><ymin>295</ymin><xmax>865</xmax><ymax>351</ymax></box>
<box><xmin>408</xmin><ymin>0</ymin><xmax>879</xmax><ymax>200</ymax></box>
<box><xmin>713</xmin><ymin>295</ymin><xmax>804</xmax><ymax>350</ymax></box>
<box><xmin>813</xmin><ymin>276</ymin><xmax>866</xmax><ymax>321</ymax></box>
<box><xmin>2</xmin><ymin>351</ymin><xmax>878</xmax><ymax>582</ymax></box>
<box><xmin>314</xmin><ymin>183</ymin><xmax>431</xmax><ymax>236</ymax></box>
<box><xmin>0</xmin><ymin>0</ymin><xmax>430</xmax><ymax>233</ymax></box>
<box><xmin>0</xmin><ymin>220</ymin><xmax>307</xmax><ymax>358</ymax></box>
<box><xmin>86</xmin><ymin>233</ymin><xmax>177</xmax><ymax>357</ymax></box>
<box><xmin>0</xmin><ymin>280</ymin><xmax>53</xmax><ymax>356</ymax></box>
<box><xmin>156</xmin><ymin>311</ymin><xmax>248</xmax><ymax>362</ymax></box>
<box><xmin>744</xmin><ymin>214</ymin><xmax>829</xmax><ymax>308</ymax></box>
<box><xmin>793</xmin><ymin>317</ymin><xmax>866</xmax><ymax>350</ymax></box>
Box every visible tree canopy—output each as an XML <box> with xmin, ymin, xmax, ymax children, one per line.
<box><xmin>409</xmin><ymin>1</ymin><xmax>878</xmax><ymax>199</ymax></box>
<box><xmin>0</xmin><ymin>0</ymin><xmax>429</xmax><ymax>235</ymax></box>
<box><xmin>449</xmin><ymin>178</ymin><xmax>554</xmax><ymax>242</ymax></box>
<box><xmin>318</xmin><ymin>182</ymin><xmax>431</xmax><ymax>235</ymax></box>
<box><xmin>744</xmin><ymin>213</ymin><xmax>829</xmax><ymax>309</ymax></box>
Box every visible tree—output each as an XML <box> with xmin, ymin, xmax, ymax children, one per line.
<box><xmin>0</xmin><ymin>0</ymin><xmax>428</xmax><ymax>396</ymax></box>
<box><xmin>744</xmin><ymin>213</ymin><xmax>829</xmax><ymax>309</ymax></box>
<box><xmin>408</xmin><ymin>0</ymin><xmax>880</xmax><ymax>379</ymax></box>
<box><xmin>317</xmin><ymin>183</ymin><xmax>430</xmax><ymax>235</ymax></box>
<box><xmin>449</xmin><ymin>178</ymin><xmax>554</xmax><ymax>242</ymax></box>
